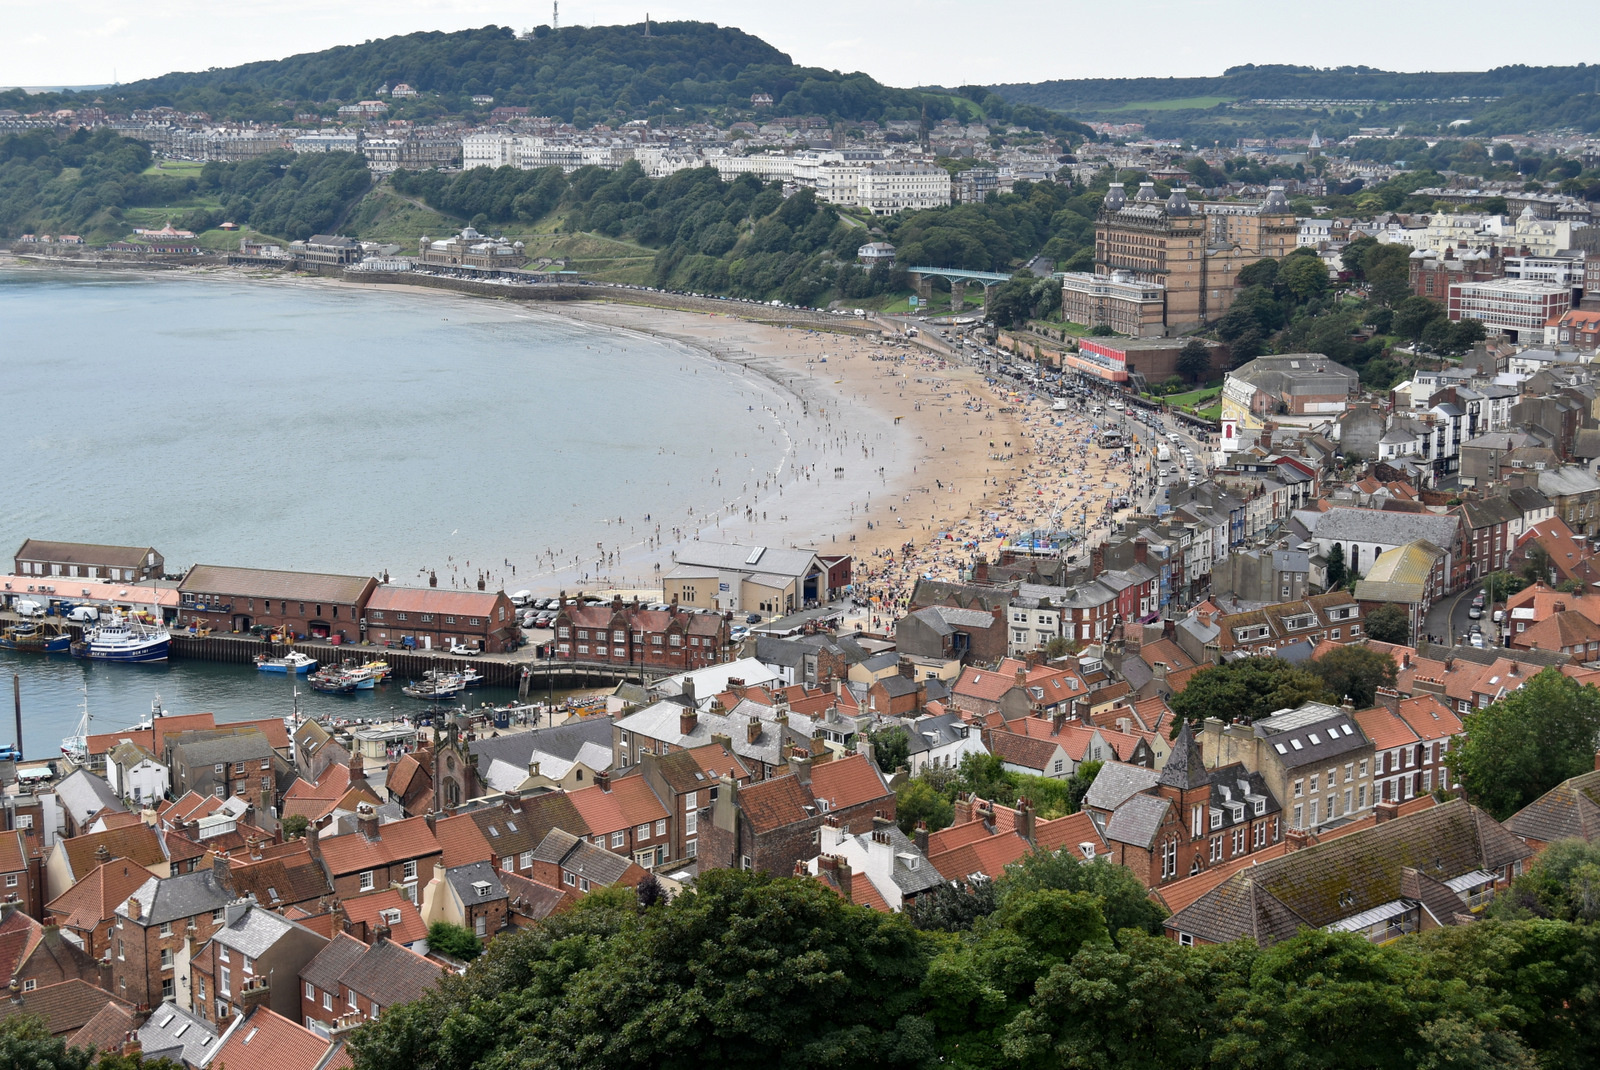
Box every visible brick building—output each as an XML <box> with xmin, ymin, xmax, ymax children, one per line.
<box><xmin>313</xmin><ymin>808</ymin><xmax>441</xmax><ymax>904</ymax></box>
<box><xmin>299</xmin><ymin>934</ymin><xmax>443</xmax><ymax>1031</ymax></box>
<box><xmin>189</xmin><ymin>900</ymin><xmax>328</xmax><ymax>1025</ymax></box>
<box><xmin>362</xmin><ymin>586</ymin><xmax>520</xmax><ymax>653</ymax></box>
<box><xmin>418</xmin><ymin>860</ymin><xmax>508</xmax><ymax>941</ymax></box>
<box><xmin>13</xmin><ymin>539</ymin><xmax>164</xmax><ymax>582</ymax></box>
<box><xmin>552</xmin><ymin>596</ymin><xmax>728</xmax><ymax>671</ymax></box>
<box><xmin>110</xmin><ymin>864</ymin><xmax>235</xmax><ymax>1008</ymax></box>
<box><xmin>526</xmin><ymin>829</ymin><xmax>648</xmax><ymax>899</ymax></box>
<box><xmin>700</xmin><ymin>753</ymin><xmax>893</xmax><ymax>877</ymax></box>
<box><xmin>0</xmin><ymin>908</ymin><xmax>100</xmax><ymax>994</ymax></box>
<box><xmin>177</xmin><ymin>564</ymin><xmax>378</xmax><ymax>640</ymax></box>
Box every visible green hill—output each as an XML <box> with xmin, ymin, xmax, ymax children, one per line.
<box><xmin>2</xmin><ymin>22</ymin><xmax>1024</xmax><ymax>131</ymax></box>
<box><xmin>988</xmin><ymin>63</ymin><xmax>1600</xmax><ymax>138</ymax></box>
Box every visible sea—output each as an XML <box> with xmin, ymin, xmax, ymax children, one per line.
<box><xmin>0</xmin><ymin>265</ymin><xmax>795</xmax><ymax>755</ymax></box>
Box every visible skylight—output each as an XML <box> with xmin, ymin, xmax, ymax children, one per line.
<box><xmin>1274</xmin><ymin>743</ymin><xmax>1287</xmax><ymax>754</ymax></box>
<box><xmin>1308</xmin><ymin>733</ymin><xmax>1321</xmax><ymax>745</ymax></box>
<box><xmin>1290</xmin><ymin>739</ymin><xmax>1303</xmax><ymax>750</ymax></box>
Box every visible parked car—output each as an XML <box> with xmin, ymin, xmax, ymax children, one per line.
<box><xmin>745</xmin><ymin>613</ymin><xmax>762</xmax><ymax>624</ymax></box>
<box><xmin>1468</xmin><ymin>605</ymin><xmax>1483</xmax><ymax>620</ymax></box>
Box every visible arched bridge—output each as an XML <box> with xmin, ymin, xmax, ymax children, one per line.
<box><xmin>906</xmin><ymin>266</ymin><xmax>1014</xmax><ymax>314</ymax></box>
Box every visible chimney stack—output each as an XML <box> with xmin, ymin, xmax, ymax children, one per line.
<box><xmin>1016</xmin><ymin>797</ymin><xmax>1036</xmax><ymax>842</ymax></box>
<box><xmin>746</xmin><ymin>717</ymin><xmax>762</xmax><ymax>745</ymax></box>
<box><xmin>1284</xmin><ymin>828</ymin><xmax>1310</xmax><ymax>852</ymax></box>
<box><xmin>1375</xmin><ymin>799</ymin><xmax>1401</xmax><ymax>824</ymax></box>
<box><xmin>679</xmin><ymin>709</ymin><xmax>698</xmax><ymax>736</ymax></box>
<box><xmin>914</xmin><ymin>820</ymin><xmax>929</xmax><ymax>855</ymax></box>
<box><xmin>596</xmin><ymin>770</ymin><xmax>611</xmax><ymax>793</ymax></box>
<box><xmin>356</xmin><ymin>803</ymin><xmax>379</xmax><ymax>840</ymax></box>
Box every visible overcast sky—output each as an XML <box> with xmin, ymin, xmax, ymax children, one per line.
<box><xmin>4</xmin><ymin>0</ymin><xmax>1593</xmax><ymax>91</ymax></box>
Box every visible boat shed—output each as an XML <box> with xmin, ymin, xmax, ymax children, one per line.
<box><xmin>363</xmin><ymin>586</ymin><xmax>520</xmax><ymax>653</ymax></box>
<box><xmin>13</xmin><ymin>540</ymin><xmax>164</xmax><ymax>582</ymax></box>
<box><xmin>0</xmin><ymin>575</ymin><xmax>178</xmax><ymax>621</ymax></box>
<box><xmin>177</xmin><ymin>565</ymin><xmax>378</xmax><ymax>641</ymax></box>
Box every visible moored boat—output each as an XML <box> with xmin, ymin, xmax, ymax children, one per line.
<box><xmin>0</xmin><ymin>621</ymin><xmax>72</xmax><ymax>654</ymax></box>
<box><xmin>358</xmin><ymin>659</ymin><xmax>392</xmax><ymax>682</ymax></box>
<box><xmin>71</xmin><ymin>615</ymin><xmax>170</xmax><ymax>663</ymax></box>
<box><xmin>256</xmin><ymin>651</ymin><xmax>317</xmax><ymax>674</ymax></box>
<box><xmin>308</xmin><ymin>668</ymin><xmax>359</xmax><ymax>694</ymax></box>
<box><xmin>403</xmin><ymin>673</ymin><xmax>465</xmax><ymax>700</ymax></box>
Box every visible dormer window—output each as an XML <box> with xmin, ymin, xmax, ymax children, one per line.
<box><xmin>1209</xmin><ymin>809</ymin><xmax>1222</xmax><ymax>830</ymax></box>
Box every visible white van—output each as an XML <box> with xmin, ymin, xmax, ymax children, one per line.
<box><xmin>13</xmin><ymin>600</ymin><xmax>43</xmax><ymax>618</ymax></box>
<box><xmin>67</xmin><ymin>606</ymin><xmax>99</xmax><ymax>623</ymax></box>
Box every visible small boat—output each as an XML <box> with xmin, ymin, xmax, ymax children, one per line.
<box><xmin>256</xmin><ymin>651</ymin><xmax>317</xmax><ymax>674</ymax></box>
<box><xmin>343</xmin><ymin>666</ymin><xmax>377</xmax><ymax>690</ymax></box>
<box><xmin>403</xmin><ymin>674</ymin><xmax>465</xmax><ymax>700</ymax></box>
<box><xmin>71</xmin><ymin>614</ymin><xmax>170</xmax><ymax>663</ymax></box>
<box><xmin>358</xmin><ymin>659</ymin><xmax>392</xmax><ymax>682</ymax></box>
<box><xmin>425</xmin><ymin>666</ymin><xmax>482</xmax><ymax>688</ymax></box>
<box><xmin>308</xmin><ymin>668</ymin><xmax>359</xmax><ymax>694</ymax></box>
<box><xmin>0</xmin><ymin>621</ymin><xmax>72</xmax><ymax>654</ymax></box>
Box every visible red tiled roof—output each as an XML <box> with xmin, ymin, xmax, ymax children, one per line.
<box><xmin>989</xmin><ymin>731</ymin><xmax>1065</xmax><ymax>772</ymax></box>
<box><xmin>434</xmin><ymin>813</ymin><xmax>496</xmax><ymax>869</ymax></box>
<box><xmin>213</xmin><ymin>1007</ymin><xmax>334</xmax><ymax>1070</ymax></box>
<box><xmin>365</xmin><ymin>585</ymin><xmax>508</xmax><ymax>616</ymax></box>
<box><xmin>46</xmin><ymin>858</ymin><xmax>151</xmax><ymax>933</ymax></box>
<box><xmin>808</xmin><ymin>754</ymin><xmax>890</xmax><ymax>812</ymax></box>
<box><xmin>342</xmin><ymin>888</ymin><xmax>428</xmax><ymax>945</ymax></box>
<box><xmin>736</xmin><ymin>774</ymin><xmax>817</xmax><ymax>834</ymax></box>
<box><xmin>567</xmin><ymin>776</ymin><xmax>668</xmax><ymax>836</ymax></box>
<box><xmin>318</xmin><ymin>816</ymin><xmax>440</xmax><ymax>877</ymax></box>
<box><xmin>1513</xmin><ymin>610</ymin><xmax>1600</xmax><ymax>652</ymax></box>
<box><xmin>0</xmin><ymin>979</ymin><xmax>127</xmax><ymax>1037</ymax></box>
<box><xmin>1394</xmin><ymin>694</ymin><xmax>1462</xmax><ymax>742</ymax></box>
<box><xmin>1033</xmin><ymin>810</ymin><xmax>1103</xmax><ymax>853</ymax></box>
<box><xmin>1353</xmin><ymin>707</ymin><xmax>1421</xmax><ymax>751</ymax></box>
<box><xmin>928</xmin><ymin>833</ymin><xmax>1029</xmax><ymax>883</ymax></box>
<box><xmin>953</xmin><ymin>659</ymin><xmax>1030</xmax><ymax>702</ymax></box>
<box><xmin>69</xmin><ymin>999</ymin><xmax>138</xmax><ymax>1053</ymax></box>
<box><xmin>925</xmin><ymin>819</ymin><xmax>994</xmax><ymax>856</ymax></box>
<box><xmin>58</xmin><ymin>824</ymin><xmax>165</xmax><ymax>880</ymax></box>
<box><xmin>231</xmin><ymin>717</ymin><xmax>291</xmax><ymax>752</ymax></box>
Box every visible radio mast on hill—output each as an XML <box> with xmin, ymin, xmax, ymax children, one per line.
<box><xmin>552</xmin><ymin>1</ymin><xmax>559</xmax><ymax>29</ymax></box>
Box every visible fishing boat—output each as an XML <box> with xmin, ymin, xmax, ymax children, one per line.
<box><xmin>308</xmin><ymin>668</ymin><xmax>359</xmax><ymax>694</ymax></box>
<box><xmin>0</xmin><ymin>621</ymin><xmax>72</xmax><ymax>654</ymax></box>
<box><xmin>256</xmin><ymin>651</ymin><xmax>317</xmax><ymax>674</ymax></box>
<box><xmin>358</xmin><ymin>659</ymin><xmax>392</xmax><ymax>682</ymax></box>
<box><xmin>403</xmin><ymin>673</ymin><xmax>465</xmax><ymax>700</ymax></box>
<box><xmin>71</xmin><ymin>614</ymin><xmax>170</xmax><ymax>663</ymax></box>
<box><xmin>425</xmin><ymin>666</ymin><xmax>483</xmax><ymax>688</ymax></box>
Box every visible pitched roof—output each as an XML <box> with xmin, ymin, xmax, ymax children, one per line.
<box><xmin>138</xmin><ymin>1002</ymin><xmax>220</xmax><ymax>1067</ymax></box>
<box><xmin>15</xmin><ymin>539</ymin><xmax>156</xmax><ymax>567</ymax></box>
<box><xmin>300</xmin><ymin>931</ymin><xmax>368</xmax><ymax>992</ymax></box>
<box><xmin>226</xmin><ymin>843</ymin><xmax>335</xmax><ymax>909</ymax></box>
<box><xmin>212</xmin><ymin>1006</ymin><xmax>335</xmax><ymax>1070</ymax></box>
<box><xmin>928</xmin><ymin>832</ymin><xmax>1030</xmax><ymax>883</ymax></box>
<box><xmin>567</xmin><ymin>776</ymin><xmax>668</xmax><ymax>836</ymax></box>
<box><xmin>808</xmin><ymin>753</ymin><xmax>891</xmax><ymax>811</ymax></box>
<box><xmin>180</xmin><ymin>564</ymin><xmax>375</xmax><ymax>605</ymax></box>
<box><xmin>434</xmin><ymin>813</ymin><xmax>496</xmax><ymax>869</ymax></box>
<box><xmin>58</xmin><ymin>824</ymin><xmax>165</xmax><ymax>882</ymax></box>
<box><xmin>1352</xmin><ymin>707</ymin><xmax>1421</xmax><ymax>751</ymax></box>
<box><xmin>1103</xmin><ymin>792</ymin><xmax>1171</xmax><ymax>848</ymax></box>
<box><xmin>317</xmin><ymin>816</ymin><xmax>440</xmax><ymax>877</ymax></box>
<box><xmin>527</xmin><ymin>829</ymin><xmax>641</xmax><ymax>887</ymax></box>
<box><xmin>737</xmin><ymin>774</ymin><xmax>818</xmax><ymax>834</ymax></box>
<box><xmin>1157</xmin><ymin>722</ymin><xmax>1209</xmax><ymax>790</ymax></box>
<box><xmin>342</xmin><ymin>888</ymin><xmax>428</xmax><ymax>946</ymax></box>
<box><xmin>122</xmin><ymin>868</ymin><xmax>235</xmax><ymax>926</ymax></box>
<box><xmin>46</xmin><ymin>858</ymin><xmax>152</xmax><ymax>933</ymax></box>
<box><xmin>364</xmin><ymin>585</ymin><xmax>507</xmax><ymax>616</ymax></box>
<box><xmin>1167</xmin><ymin>799</ymin><xmax>1529</xmax><ymax>945</ymax></box>
<box><xmin>0</xmin><ymin>979</ymin><xmax>129</xmax><ymax>1036</ymax></box>
<box><xmin>340</xmin><ymin>937</ymin><xmax>445</xmax><ymax>1007</ymax></box>
<box><xmin>1505</xmin><ymin>768</ymin><xmax>1600</xmax><ymax>845</ymax></box>
<box><xmin>989</xmin><ymin>731</ymin><xmax>1065</xmax><ymax>772</ymax></box>
<box><xmin>501</xmin><ymin>870</ymin><xmax>575</xmax><ymax>921</ymax></box>
<box><xmin>444</xmin><ymin>860</ymin><xmax>507</xmax><ymax>906</ymax></box>
<box><xmin>1083</xmin><ymin>761</ymin><xmax>1161</xmax><ymax>812</ymax></box>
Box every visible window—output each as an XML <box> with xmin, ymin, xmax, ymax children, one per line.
<box><xmin>324</xmin><ymin>992</ymin><xmax>333</xmax><ymax>1010</ymax></box>
<box><xmin>579</xmin><ymin>877</ymin><xmax>591</xmax><ymax>892</ymax></box>
<box><xmin>637</xmin><ymin>823</ymin><xmax>650</xmax><ymax>840</ymax></box>
<box><xmin>160</xmin><ymin>948</ymin><xmax>173</xmax><ymax>968</ymax></box>
<box><xmin>1210</xmin><ymin>835</ymin><xmax>1223</xmax><ymax>862</ymax></box>
<box><xmin>243</xmin><ymin>956</ymin><xmax>253</xmax><ymax>974</ymax></box>
<box><xmin>1293</xmin><ymin>804</ymin><xmax>1303</xmax><ymax>828</ymax></box>
<box><xmin>359</xmin><ymin>870</ymin><xmax>375</xmax><ymax>892</ymax></box>
<box><xmin>501</xmin><ymin>855</ymin><xmax>513</xmax><ymax>870</ymax></box>
<box><xmin>563</xmin><ymin>871</ymin><xmax>576</xmax><ymax>887</ymax></box>
<box><xmin>655</xmin><ymin>819</ymin><xmax>666</xmax><ymax>837</ymax></box>
<box><xmin>519</xmin><ymin>850</ymin><xmax>534</xmax><ymax>869</ymax></box>
<box><xmin>611</xmin><ymin>831</ymin><xmax>625</xmax><ymax>848</ymax></box>
<box><xmin>1309</xmin><ymin>773</ymin><xmax>1318</xmax><ymax>792</ymax></box>
<box><xmin>306</xmin><ymin>982</ymin><xmax>316</xmax><ymax>1000</ymax></box>
<box><xmin>1310</xmin><ymin>800</ymin><xmax>1320</xmax><ymax>825</ymax></box>
<box><xmin>1053</xmin><ymin>759</ymin><xmax>1063</xmax><ymax>773</ymax></box>
<box><xmin>159</xmin><ymin>922</ymin><xmax>172</xmax><ymax>936</ymax></box>
<box><xmin>1359</xmin><ymin>759</ymin><xmax>1369</xmax><ymax>778</ymax></box>
<box><xmin>1253</xmin><ymin>821</ymin><xmax>1266</xmax><ymax>848</ymax></box>
<box><xmin>1293</xmin><ymin>779</ymin><xmax>1303</xmax><ymax>798</ymax></box>
<box><xmin>1209</xmin><ymin>809</ymin><xmax>1222</xmax><ymax>830</ymax></box>
<box><xmin>220</xmin><ymin>966</ymin><xmax>231</xmax><ymax>998</ymax></box>
<box><xmin>475</xmin><ymin>915</ymin><xmax>487</xmax><ymax>938</ymax></box>
<box><xmin>212</xmin><ymin>909</ymin><xmax>225</xmax><ymax>923</ymax></box>
<box><xmin>218</xmin><ymin>946</ymin><xmax>229</xmax><ymax>963</ymax></box>
<box><xmin>741</xmin><ymin>855</ymin><xmax>752</xmax><ymax>871</ymax></box>
<box><xmin>403</xmin><ymin>860</ymin><xmax>417</xmax><ymax>881</ymax></box>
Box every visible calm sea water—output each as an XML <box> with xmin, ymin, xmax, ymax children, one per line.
<box><xmin>0</xmin><ymin>265</ymin><xmax>789</xmax><ymax>754</ymax></box>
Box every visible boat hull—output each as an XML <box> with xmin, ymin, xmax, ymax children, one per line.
<box><xmin>77</xmin><ymin>639</ymin><xmax>170</xmax><ymax>663</ymax></box>
<box><xmin>0</xmin><ymin>636</ymin><xmax>72</xmax><ymax>654</ymax></box>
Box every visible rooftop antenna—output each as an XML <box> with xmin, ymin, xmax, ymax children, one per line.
<box><xmin>552</xmin><ymin>1</ymin><xmax>558</xmax><ymax>29</ymax></box>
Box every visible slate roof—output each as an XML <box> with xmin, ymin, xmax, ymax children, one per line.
<box><xmin>340</xmin><ymin>938</ymin><xmax>443</xmax><ymax>1010</ymax></box>
<box><xmin>55</xmin><ymin>768</ymin><xmax>126</xmax><ymax>825</ymax></box>
<box><xmin>1313</xmin><ymin>507</ymin><xmax>1461</xmax><ymax>549</ymax></box>
<box><xmin>501</xmin><ymin>870</ymin><xmax>574</xmax><ymax>921</ymax></box>
<box><xmin>1252</xmin><ymin>703</ymin><xmax>1369</xmax><ymax>769</ymax></box>
<box><xmin>1157</xmin><ymin>723</ymin><xmax>1209</xmax><ymax>790</ymax></box>
<box><xmin>300</xmin><ymin>932</ymin><xmax>368</xmax><ymax>993</ymax></box>
<box><xmin>1505</xmin><ymin>768</ymin><xmax>1600</xmax><ymax>845</ymax></box>
<box><xmin>138</xmin><ymin>1001</ymin><xmax>221</xmax><ymax>1067</ymax></box>
<box><xmin>1083</xmin><ymin>761</ymin><xmax>1160</xmax><ymax>812</ymax></box>
<box><xmin>15</xmin><ymin>539</ymin><xmax>157</xmax><ymax>568</ymax></box>
<box><xmin>211</xmin><ymin>902</ymin><xmax>314</xmax><ymax>958</ymax></box>
<box><xmin>528</xmin><ymin>829</ymin><xmax>638</xmax><ymax>887</ymax></box>
<box><xmin>226</xmin><ymin>845</ymin><xmax>334</xmax><ymax>909</ymax></box>
<box><xmin>463</xmin><ymin>793</ymin><xmax>590</xmax><ymax>858</ymax></box>
<box><xmin>120</xmin><ymin>868</ymin><xmax>234</xmax><ymax>927</ymax></box>
<box><xmin>445</xmin><ymin>860</ymin><xmax>507</xmax><ymax>905</ymax></box>
<box><xmin>1103</xmin><ymin>792</ymin><xmax>1172</xmax><ymax>848</ymax></box>
<box><xmin>1166</xmin><ymin>799</ymin><xmax>1530</xmax><ymax>945</ymax></box>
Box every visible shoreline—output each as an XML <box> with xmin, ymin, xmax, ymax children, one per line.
<box><xmin>3</xmin><ymin>255</ymin><xmax>1151</xmax><ymax>621</ymax></box>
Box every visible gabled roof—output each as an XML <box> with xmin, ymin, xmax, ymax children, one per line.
<box><xmin>15</xmin><ymin>539</ymin><xmax>156</xmax><ymax>567</ymax></box>
<box><xmin>317</xmin><ymin>816</ymin><xmax>440</xmax><ymax>877</ymax></box>
<box><xmin>989</xmin><ymin>731</ymin><xmax>1065</xmax><ymax>772</ymax></box>
<box><xmin>0</xmin><ymin>978</ymin><xmax>129</xmax><ymax>1037</ymax></box>
<box><xmin>226</xmin><ymin>843</ymin><xmax>334</xmax><ymax>909</ymax></box>
<box><xmin>55</xmin><ymin>768</ymin><xmax>126</xmax><ymax>825</ymax></box>
<box><xmin>1083</xmin><ymin>761</ymin><xmax>1160</xmax><ymax>812</ymax></box>
<box><xmin>139</xmin><ymin>1002</ymin><xmax>220</xmax><ymax>1067</ymax></box>
<box><xmin>528</xmin><ymin>829</ymin><xmax>641</xmax><ymax>887</ymax></box>
<box><xmin>180</xmin><ymin>564</ymin><xmax>375</xmax><ymax>605</ymax></box>
<box><xmin>1352</xmin><ymin>707</ymin><xmax>1421</xmax><ymax>751</ymax></box>
<box><xmin>501</xmin><ymin>870</ymin><xmax>575</xmax><ymax>921</ymax></box>
<box><xmin>445</xmin><ymin>860</ymin><xmax>508</xmax><ymax>906</ymax></box>
<box><xmin>737</xmin><ymin>774</ymin><xmax>819</xmax><ymax>834</ymax></box>
<box><xmin>340</xmin><ymin>938</ymin><xmax>442</xmax><ymax>1008</ymax></box>
<box><xmin>121</xmin><ymin>868</ymin><xmax>234</xmax><ymax>926</ymax></box>
<box><xmin>1157</xmin><ymin>722</ymin><xmax>1209</xmax><ymax>790</ymax></box>
<box><xmin>341</xmin><ymin>888</ymin><xmax>428</xmax><ymax>946</ymax></box>
<box><xmin>212</xmin><ymin>1006</ymin><xmax>336</xmax><ymax>1070</ymax></box>
<box><xmin>58</xmin><ymin>824</ymin><xmax>165</xmax><ymax>883</ymax></box>
<box><xmin>364</xmin><ymin>585</ymin><xmax>508</xmax><ymax>616</ymax></box>
<box><xmin>1104</xmin><ymin>792</ymin><xmax>1172</xmax><ymax>848</ymax></box>
<box><xmin>567</xmin><ymin>775</ymin><xmax>668</xmax><ymax>836</ymax></box>
<box><xmin>46</xmin><ymin>858</ymin><xmax>152</xmax><ymax>933</ymax></box>
<box><xmin>434</xmin><ymin>813</ymin><xmax>496</xmax><ymax>869</ymax></box>
<box><xmin>808</xmin><ymin>754</ymin><xmax>891</xmax><ymax>812</ymax></box>
<box><xmin>1505</xmin><ymin>768</ymin><xmax>1600</xmax><ymax>845</ymax></box>
<box><xmin>1167</xmin><ymin>799</ymin><xmax>1529</xmax><ymax>945</ymax></box>
<box><xmin>300</xmin><ymin>931</ymin><xmax>368</xmax><ymax>992</ymax></box>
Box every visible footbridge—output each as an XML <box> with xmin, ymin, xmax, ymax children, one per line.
<box><xmin>906</xmin><ymin>266</ymin><xmax>1014</xmax><ymax>314</ymax></box>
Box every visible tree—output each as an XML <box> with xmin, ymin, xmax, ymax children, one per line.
<box><xmin>1312</xmin><ymin>644</ymin><xmax>1398</xmax><ymax>707</ymax></box>
<box><xmin>1325</xmin><ymin>542</ymin><xmax>1347</xmax><ymax>591</ymax></box>
<box><xmin>1365</xmin><ymin>603</ymin><xmax>1413</xmax><ymax>645</ymax></box>
<box><xmin>1519</xmin><ymin>543</ymin><xmax>1552</xmax><ymax>586</ymax></box>
<box><xmin>1175</xmin><ymin>339</ymin><xmax>1211</xmax><ymax>384</ymax></box>
<box><xmin>1064</xmin><ymin>759</ymin><xmax>1102</xmax><ymax>813</ymax></box>
<box><xmin>426</xmin><ymin>920</ymin><xmax>483</xmax><ymax>961</ymax></box>
<box><xmin>280</xmin><ymin>814</ymin><xmax>309</xmax><ymax>839</ymax></box>
<box><xmin>1394</xmin><ymin>295</ymin><xmax>1445</xmax><ymax>342</ymax></box>
<box><xmin>1483</xmin><ymin>571</ymin><xmax>1527</xmax><ymax>606</ymax></box>
<box><xmin>867</xmin><ymin>726</ymin><xmax>910</xmax><ymax>774</ymax></box>
<box><xmin>894</xmin><ymin>776</ymin><xmax>955</xmax><ymax>835</ymax></box>
<box><xmin>904</xmin><ymin>878</ymin><xmax>997</xmax><ymax>933</ymax></box>
<box><xmin>1279</xmin><ymin>251</ymin><xmax>1330</xmax><ymax>301</ymax></box>
<box><xmin>1169</xmin><ymin>658</ymin><xmax>1330</xmax><ymax>733</ymax></box>
<box><xmin>1491</xmin><ymin>840</ymin><xmax>1600</xmax><ymax>923</ymax></box>
<box><xmin>995</xmin><ymin>850</ymin><xmax>1167</xmax><ymax>942</ymax></box>
<box><xmin>0</xmin><ymin>1015</ymin><xmax>94</xmax><ymax>1070</ymax></box>
<box><xmin>1449</xmin><ymin>667</ymin><xmax>1600</xmax><ymax>819</ymax></box>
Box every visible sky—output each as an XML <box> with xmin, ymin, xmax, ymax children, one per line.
<box><xmin>3</xmin><ymin>0</ymin><xmax>1594</xmax><ymax>91</ymax></box>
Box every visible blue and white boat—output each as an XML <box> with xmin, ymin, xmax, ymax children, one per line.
<box><xmin>72</xmin><ymin>615</ymin><xmax>170</xmax><ymax>663</ymax></box>
<box><xmin>256</xmin><ymin>651</ymin><xmax>317</xmax><ymax>674</ymax></box>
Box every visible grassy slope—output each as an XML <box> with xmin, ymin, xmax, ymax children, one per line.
<box><xmin>1104</xmin><ymin>95</ymin><xmax>1235</xmax><ymax>113</ymax></box>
